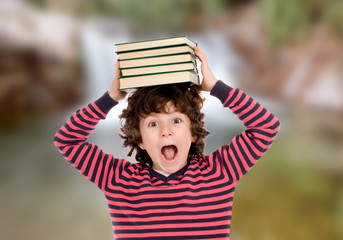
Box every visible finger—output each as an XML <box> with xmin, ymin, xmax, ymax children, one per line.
<box><xmin>115</xmin><ymin>62</ymin><xmax>122</xmax><ymax>78</ymax></box>
<box><xmin>194</xmin><ymin>47</ymin><xmax>207</xmax><ymax>63</ymax></box>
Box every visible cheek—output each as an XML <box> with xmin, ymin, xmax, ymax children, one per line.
<box><xmin>139</xmin><ymin>129</ymin><xmax>156</xmax><ymax>150</ymax></box>
<box><xmin>178</xmin><ymin>126</ymin><xmax>195</xmax><ymax>144</ymax></box>
<box><xmin>138</xmin><ymin>127</ymin><xmax>148</xmax><ymax>150</ymax></box>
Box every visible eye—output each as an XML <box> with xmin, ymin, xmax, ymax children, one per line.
<box><xmin>148</xmin><ymin>121</ymin><xmax>159</xmax><ymax>127</ymax></box>
<box><xmin>172</xmin><ymin>118</ymin><xmax>182</xmax><ymax>124</ymax></box>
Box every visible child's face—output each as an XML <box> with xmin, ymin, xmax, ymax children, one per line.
<box><xmin>139</xmin><ymin>101</ymin><xmax>197</xmax><ymax>174</ymax></box>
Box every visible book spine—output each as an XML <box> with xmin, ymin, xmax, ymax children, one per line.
<box><xmin>118</xmin><ymin>53</ymin><xmax>197</xmax><ymax>68</ymax></box>
<box><xmin>118</xmin><ymin>52</ymin><xmax>196</xmax><ymax>61</ymax></box>
<box><xmin>119</xmin><ymin>69</ymin><xmax>197</xmax><ymax>79</ymax></box>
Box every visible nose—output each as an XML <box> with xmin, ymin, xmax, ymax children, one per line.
<box><xmin>160</xmin><ymin>123</ymin><xmax>173</xmax><ymax>137</ymax></box>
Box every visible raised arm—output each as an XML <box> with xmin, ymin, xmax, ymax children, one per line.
<box><xmin>53</xmin><ymin>63</ymin><xmax>128</xmax><ymax>190</ymax></box>
<box><xmin>210</xmin><ymin>81</ymin><xmax>280</xmax><ymax>182</ymax></box>
<box><xmin>195</xmin><ymin>47</ymin><xmax>280</xmax><ymax>183</ymax></box>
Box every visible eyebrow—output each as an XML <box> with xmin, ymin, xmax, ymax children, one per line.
<box><xmin>141</xmin><ymin>110</ymin><xmax>183</xmax><ymax>120</ymax></box>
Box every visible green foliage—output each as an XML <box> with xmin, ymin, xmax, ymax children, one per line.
<box><xmin>260</xmin><ymin>0</ymin><xmax>343</xmax><ymax>47</ymax></box>
<box><xmin>28</xmin><ymin>0</ymin><xmax>231</xmax><ymax>30</ymax></box>
<box><xmin>322</xmin><ymin>0</ymin><xmax>343</xmax><ymax>33</ymax></box>
<box><xmin>102</xmin><ymin>0</ymin><xmax>229</xmax><ymax>30</ymax></box>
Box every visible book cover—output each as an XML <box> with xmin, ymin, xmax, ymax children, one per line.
<box><xmin>117</xmin><ymin>45</ymin><xmax>195</xmax><ymax>60</ymax></box>
<box><xmin>115</xmin><ymin>36</ymin><xmax>197</xmax><ymax>52</ymax></box>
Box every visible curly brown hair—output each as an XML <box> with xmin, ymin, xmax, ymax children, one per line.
<box><xmin>119</xmin><ymin>83</ymin><xmax>210</xmax><ymax>168</ymax></box>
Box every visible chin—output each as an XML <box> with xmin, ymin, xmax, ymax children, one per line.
<box><xmin>159</xmin><ymin>166</ymin><xmax>176</xmax><ymax>174</ymax></box>
<box><xmin>162</xmin><ymin>162</ymin><xmax>186</xmax><ymax>174</ymax></box>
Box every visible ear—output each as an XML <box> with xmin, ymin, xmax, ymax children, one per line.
<box><xmin>138</xmin><ymin>142</ymin><xmax>146</xmax><ymax>150</ymax></box>
<box><xmin>192</xmin><ymin>136</ymin><xmax>197</xmax><ymax>143</ymax></box>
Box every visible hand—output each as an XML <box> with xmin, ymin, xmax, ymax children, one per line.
<box><xmin>108</xmin><ymin>62</ymin><xmax>127</xmax><ymax>102</ymax></box>
<box><xmin>194</xmin><ymin>47</ymin><xmax>218</xmax><ymax>92</ymax></box>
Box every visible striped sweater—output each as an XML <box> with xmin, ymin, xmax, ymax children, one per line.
<box><xmin>54</xmin><ymin>80</ymin><xmax>280</xmax><ymax>240</ymax></box>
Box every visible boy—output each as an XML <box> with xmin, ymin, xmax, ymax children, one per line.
<box><xmin>54</xmin><ymin>47</ymin><xmax>280</xmax><ymax>240</ymax></box>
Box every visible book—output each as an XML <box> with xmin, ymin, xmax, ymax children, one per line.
<box><xmin>115</xmin><ymin>36</ymin><xmax>197</xmax><ymax>52</ymax></box>
<box><xmin>120</xmin><ymin>62</ymin><xmax>197</xmax><ymax>76</ymax></box>
<box><xmin>118</xmin><ymin>53</ymin><xmax>196</xmax><ymax>68</ymax></box>
<box><xmin>115</xmin><ymin>36</ymin><xmax>199</xmax><ymax>89</ymax></box>
<box><xmin>117</xmin><ymin>45</ymin><xmax>195</xmax><ymax>60</ymax></box>
<box><xmin>119</xmin><ymin>70</ymin><xmax>199</xmax><ymax>90</ymax></box>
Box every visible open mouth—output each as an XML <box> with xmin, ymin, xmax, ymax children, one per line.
<box><xmin>161</xmin><ymin>145</ymin><xmax>178</xmax><ymax>161</ymax></box>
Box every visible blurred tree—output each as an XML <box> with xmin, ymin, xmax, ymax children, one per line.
<box><xmin>260</xmin><ymin>0</ymin><xmax>343</xmax><ymax>47</ymax></box>
<box><xmin>29</xmin><ymin>0</ymin><xmax>232</xmax><ymax>30</ymax></box>
<box><xmin>29</xmin><ymin>0</ymin><xmax>343</xmax><ymax>45</ymax></box>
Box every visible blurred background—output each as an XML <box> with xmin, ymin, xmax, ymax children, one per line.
<box><xmin>1</xmin><ymin>0</ymin><xmax>342</xmax><ymax>239</ymax></box>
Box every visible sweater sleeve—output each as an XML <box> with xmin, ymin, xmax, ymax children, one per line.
<box><xmin>210</xmin><ymin>80</ymin><xmax>280</xmax><ymax>183</ymax></box>
<box><xmin>53</xmin><ymin>92</ymin><xmax>125</xmax><ymax>190</ymax></box>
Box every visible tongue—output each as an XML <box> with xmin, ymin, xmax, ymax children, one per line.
<box><xmin>162</xmin><ymin>146</ymin><xmax>177</xmax><ymax>160</ymax></box>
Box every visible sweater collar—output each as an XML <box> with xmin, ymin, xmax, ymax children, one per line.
<box><xmin>150</xmin><ymin>163</ymin><xmax>189</xmax><ymax>182</ymax></box>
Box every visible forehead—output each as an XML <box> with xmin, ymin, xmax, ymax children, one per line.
<box><xmin>163</xmin><ymin>101</ymin><xmax>177</xmax><ymax>113</ymax></box>
<box><xmin>139</xmin><ymin>100</ymin><xmax>178</xmax><ymax>115</ymax></box>
<box><xmin>142</xmin><ymin>101</ymin><xmax>179</xmax><ymax>118</ymax></box>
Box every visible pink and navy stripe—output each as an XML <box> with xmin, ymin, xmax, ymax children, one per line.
<box><xmin>54</xmin><ymin>80</ymin><xmax>280</xmax><ymax>239</ymax></box>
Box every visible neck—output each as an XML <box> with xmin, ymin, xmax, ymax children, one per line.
<box><xmin>154</xmin><ymin>169</ymin><xmax>171</xmax><ymax>177</ymax></box>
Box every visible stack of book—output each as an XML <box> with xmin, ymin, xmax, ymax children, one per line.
<box><xmin>115</xmin><ymin>36</ymin><xmax>199</xmax><ymax>89</ymax></box>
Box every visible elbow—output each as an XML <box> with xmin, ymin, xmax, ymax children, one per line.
<box><xmin>272</xmin><ymin>118</ymin><xmax>281</xmax><ymax>138</ymax></box>
<box><xmin>275</xmin><ymin>118</ymin><xmax>281</xmax><ymax>132</ymax></box>
<box><xmin>53</xmin><ymin>130</ymin><xmax>64</xmax><ymax>151</ymax></box>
